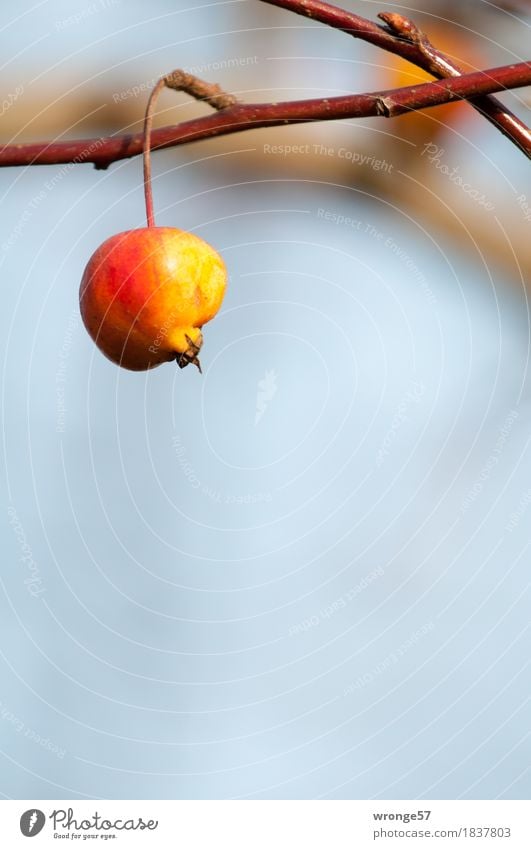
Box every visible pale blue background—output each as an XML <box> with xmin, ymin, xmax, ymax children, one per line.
<box><xmin>0</xmin><ymin>0</ymin><xmax>529</xmax><ymax>799</ymax></box>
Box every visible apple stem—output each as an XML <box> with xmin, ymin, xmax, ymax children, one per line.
<box><xmin>143</xmin><ymin>71</ymin><xmax>237</xmax><ymax>227</ymax></box>
<box><xmin>143</xmin><ymin>77</ymin><xmax>166</xmax><ymax>228</ymax></box>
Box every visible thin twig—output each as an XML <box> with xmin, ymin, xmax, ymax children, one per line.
<box><xmin>375</xmin><ymin>62</ymin><xmax>531</xmax><ymax>117</ymax></box>
<box><xmin>261</xmin><ymin>0</ymin><xmax>531</xmax><ymax>157</ymax></box>
<box><xmin>378</xmin><ymin>11</ymin><xmax>531</xmax><ymax>154</ymax></box>
<box><xmin>0</xmin><ymin>62</ymin><xmax>530</xmax><ymax>169</ymax></box>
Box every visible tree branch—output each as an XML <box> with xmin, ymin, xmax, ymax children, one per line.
<box><xmin>261</xmin><ymin>0</ymin><xmax>531</xmax><ymax>157</ymax></box>
<box><xmin>0</xmin><ymin>62</ymin><xmax>530</xmax><ymax>170</ymax></box>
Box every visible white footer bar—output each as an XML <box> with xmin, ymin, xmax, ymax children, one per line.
<box><xmin>1</xmin><ymin>800</ymin><xmax>529</xmax><ymax>848</ymax></box>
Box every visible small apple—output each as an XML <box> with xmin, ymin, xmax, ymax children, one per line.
<box><xmin>79</xmin><ymin>227</ymin><xmax>226</xmax><ymax>371</ymax></box>
<box><xmin>79</xmin><ymin>71</ymin><xmax>227</xmax><ymax>373</ymax></box>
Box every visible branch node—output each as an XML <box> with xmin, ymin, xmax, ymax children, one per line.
<box><xmin>378</xmin><ymin>12</ymin><xmax>422</xmax><ymax>45</ymax></box>
<box><xmin>163</xmin><ymin>69</ymin><xmax>238</xmax><ymax>111</ymax></box>
<box><xmin>375</xmin><ymin>96</ymin><xmax>393</xmax><ymax>117</ymax></box>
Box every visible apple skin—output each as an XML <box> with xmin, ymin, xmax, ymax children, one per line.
<box><xmin>79</xmin><ymin>227</ymin><xmax>227</xmax><ymax>371</ymax></box>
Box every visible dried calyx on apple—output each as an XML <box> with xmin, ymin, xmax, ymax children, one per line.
<box><xmin>79</xmin><ymin>72</ymin><xmax>227</xmax><ymax>372</ymax></box>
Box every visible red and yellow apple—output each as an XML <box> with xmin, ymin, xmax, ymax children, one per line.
<box><xmin>79</xmin><ymin>227</ymin><xmax>227</xmax><ymax>371</ymax></box>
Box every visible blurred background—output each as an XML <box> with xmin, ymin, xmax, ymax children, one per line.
<box><xmin>0</xmin><ymin>0</ymin><xmax>530</xmax><ymax>800</ymax></box>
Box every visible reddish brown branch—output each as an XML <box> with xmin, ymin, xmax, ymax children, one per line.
<box><xmin>262</xmin><ymin>0</ymin><xmax>531</xmax><ymax>156</ymax></box>
<box><xmin>1</xmin><ymin>62</ymin><xmax>530</xmax><ymax>169</ymax></box>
